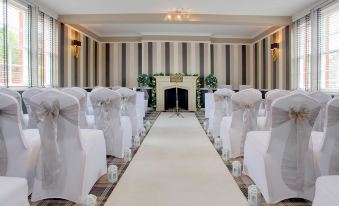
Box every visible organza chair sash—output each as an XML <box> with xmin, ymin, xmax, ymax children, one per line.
<box><xmin>313</xmin><ymin>103</ymin><xmax>327</xmax><ymax>132</ymax></box>
<box><xmin>0</xmin><ymin>104</ymin><xmax>18</xmax><ymax>175</ymax></box>
<box><xmin>264</xmin><ymin>99</ymin><xmax>273</xmax><ymax>129</ymax></box>
<box><xmin>31</xmin><ymin>100</ymin><xmax>78</xmax><ymax>190</ymax></box>
<box><xmin>120</xmin><ymin>95</ymin><xmax>136</xmax><ymax>116</ymax></box>
<box><xmin>94</xmin><ymin>98</ymin><xmax>122</xmax><ymax>153</ymax></box>
<box><xmin>214</xmin><ymin>95</ymin><xmax>232</xmax><ymax>116</ymax></box>
<box><xmin>326</xmin><ymin>105</ymin><xmax>339</xmax><ymax>175</ymax></box>
<box><xmin>272</xmin><ymin>107</ymin><xmax>319</xmax><ymax>192</ymax></box>
<box><xmin>232</xmin><ymin>102</ymin><xmax>257</xmax><ymax>154</ymax></box>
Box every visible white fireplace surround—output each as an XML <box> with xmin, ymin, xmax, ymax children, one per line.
<box><xmin>155</xmin><ymin>76</ymin><xmax>197</xmax><ymax>112</ymax></box>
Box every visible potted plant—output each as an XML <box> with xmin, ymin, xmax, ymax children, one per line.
<box><xmin>137</xmin><ymin>74</ymin><xmax>150</xmax><ymax>110</ymax></box>
<box><xmin>205</xmin><ymin>74</ymin><xmax>218</xmax><ymax>92</ymax></box>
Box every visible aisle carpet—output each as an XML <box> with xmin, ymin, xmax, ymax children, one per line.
<box><xmin>29</xmin><ymin>111</ymin><xmax>160</xmax><ymax>206</ymax></box>
<box><xmin>105</xmin><ymin>112</ymin><xmax>248</xmax><ymax>206</ymax></box>
<box><xmin>195</xmin><ymin>111</ymin><xmax>312</xmax><ymax>206</ymax></box>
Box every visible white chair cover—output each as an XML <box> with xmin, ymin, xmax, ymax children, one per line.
<box><xmin>22</xmin><ymin>88</ymin><xmax>44</xmax><ymax>129</ymax></box>
<box><xmin>62</xmin><ymin>88</ymin><xmax>90</xmax><ymax>129</ymax></box>
<box><xmin>220</xmin><ymin>90</ymin><xmax>261</xmax><ymax>158</ymax></box>
<box><xmin>239</xmin><ymin>85</ymin><xmax>252</xmax><ymax>91</ymax></box>
<box><xmin>112</xmin><ymin>85</ymin><xmax>122</xmax><ymax>90</ymax></box>
<box><xmin>292</xmin><ymin>88</ymin><xmax>309</xmax><ymax>95</ymax></box>
<box><xmin>219</xmin><ymin>85</ymin><xmax>233</xmax><ymax>90</ymax></box>
<box><xmin>136</xmin><ymin>91</ymin><xmax>146</xmax><ymax>118</ymax></box>
<box><xmin>264</xmin><ymin>89</ymin><xmax>281</xmax><ymax>99</ymax></box>
<box><xmin>204</xmin><ymin>92</ymin><xmax>214</xmax><ymax>118</ymax></box>
<box><xmin>309</xmin><ymin>91</ymin><xmax>332</xmax><ymax>132</ymax></box>
<box><xmin>263</xmin><ymin>90</ymin><xmax>291</xmax><ymax>130</ymax></box>
<box><xmin>313</xmin><ymin>176</ymin><xmax>339</xmax><ymax>206</ymax></box>
<box><xmin>208</xmin><ymin>88</ymin><xmax>234</xmax><ymax>138</ymax></box>
<box><xmin>0</xmin><ymin>92</ymin><xmax>40</xmax><ymax>193</ymax></box>
<box><xmin>0</xmin><ymin>176</ymin><xmax>29</xmax><ymax>206</ymax></box>
<box><xmin>311</xmin><ymin>97</ymin><xmax>339</xmax><ymax>176</ymax></box>
<box><xmin>244</xmin><ymin>93</ymin><xmax>320</xmax><ymax>203</ymax></box>
<box><xmin>91</xmin><ymin>87</ymin><xmax>132</xmax><ymax>157</ymax></box>
<box><xmin>0</xmin><ymin>88</ymin><xmax>27</xmax><ymax>128</ymax></box>
<box><xmin>116</xmin><ymin>87</ymin><xmax>141</xmax><ymax>136</ymax></box>
<box><xmin>30</xmin><ymin>90</ymin><xmax>107</xmax><ymax>203</ymax></box>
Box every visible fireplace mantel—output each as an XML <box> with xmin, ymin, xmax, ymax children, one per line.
<box><xmin>155</xmin><ymin>76</ymin><xmax>197</xmax><ymax>112</ymax></box>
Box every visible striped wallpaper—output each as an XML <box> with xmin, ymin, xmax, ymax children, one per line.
<box><xmin>58</xmin><ymin>23</ymin><xmax>291</xmax><ymax>90</ymax></box>
<box><xmin>253</xmin><ymin>26</ymin><xmax>291</xmax><ymax>90</ymax></box>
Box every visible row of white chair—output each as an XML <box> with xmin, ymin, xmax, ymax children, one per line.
<box><xmin>207</xmin><ymin>88</ymin><xmax>338</xmax><ymax>204</ymax></box>
<box><xmin>0</xmin><ymin>86</ymin><xmax>146</xmax><ymax>204</ymax></box>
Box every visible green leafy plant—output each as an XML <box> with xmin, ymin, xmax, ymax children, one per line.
<box><xmin>205</xmin><ymin>74</ymin><xmax>218</xmax><ymax>88</ymax></box>
<box><xmin>137</xmin><ymin>74</ymin><xmax>150</xmax><ymax>87</ymax></box>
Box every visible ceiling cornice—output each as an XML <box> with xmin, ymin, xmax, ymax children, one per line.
<box><xmin>59</xmin><ymin>13</ymin><xmax>292</xmax><ymax>26</ymax></box>
<box><xmin>66</xmin><ymin>23</ymin><xmax>285</xmax><ymax>45</ymax></box>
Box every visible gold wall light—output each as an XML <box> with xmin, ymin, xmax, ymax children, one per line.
<box><xmin>271</xmin><ymin>43</ymin><xmax>279</xmax><ymax>62</ymax></box>
<box><xmin>72</xmin><ymin>39</ymin><xmax>81</xmax><ymax>59</ymax></box>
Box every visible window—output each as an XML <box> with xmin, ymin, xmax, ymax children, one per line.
<box><xmin>296</xmin><ymin>15</ymin><xmax>312</xmax><ymax>90</ymax></box>
<box><xmin>38</xmin><ymin>11</ymin><xmax>56</xmax><ymax>87</ymax></box>
<box><xmin>318</xmin><ymin>2</ymin><xmax>339</xmax><ymax>93</ymax></box>
<box><xmin>0</xmin><ymin>0</ymin><xmax>31</xmax><ymax>87</ymax></box>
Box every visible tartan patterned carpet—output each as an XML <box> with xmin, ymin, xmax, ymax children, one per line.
<box><xmin>29</xmin><ymin>111</ymin><xmax>161</xmax><ymax>206</ymax></box>
<box><xmin>195</xmin><ymin>111</ymin><xmax>312</xmax><ymax>206</ymax></box>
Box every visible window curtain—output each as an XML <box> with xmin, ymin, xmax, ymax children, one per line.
<box><xmin>294</xmin><ymin>0</ymin><xmax>339</xmax><ymax>93</ymax></box>
<box><xmin>38</xmin><ymin>11</ymin><xmax>57</xmax><ymax>87</ymax></box>
<box><xmin>318</xmin><ymin>2</ymin><xmax>339</xmax><ymax>93</ymax></box>
<box><xmin>0</xmin><ymin>0</ymin><xmax>32</xmax><ymax>87</ymax></box>
<box><xmin>0</xmin><ymin>0</ymin><xmax>57</xmax><ymax>88</ymax></box>
<box><xmin>295</xmin><ymin>14</ymin><xmax>312</xmax><ymax>90</ymax></box>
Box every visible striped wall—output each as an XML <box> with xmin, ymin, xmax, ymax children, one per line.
<box><xmin>253</xmin><ymin>26</ymin><xmax>291</xmax><ymax>90</ymax></box>
<box><xmin>58</xmin><ymin>24</ymin><xmax>291</xmax><ymax>89</ymax></box>
<box><xmin>58</xmin><ymin>23</ymin><xmax>101</xmax><ymax>88</ymax></box>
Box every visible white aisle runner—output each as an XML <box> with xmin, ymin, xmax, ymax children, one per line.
<box><xmin>105</xmin><ymin>112</ymin><xmax>248</xmax><ymax>206</ymax></box>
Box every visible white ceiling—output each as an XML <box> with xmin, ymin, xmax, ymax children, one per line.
<box><xmin>39</xmin><ymin>0</ymin><xmax>318</xmax><ymax>16</ymax></box>
<box><xmin>38</xmin><ymin>0</ymin><xmax>319</xmax><ymax>38</ymax></box>
<box><xmin>81</xmin><ymin>23</ymin><xmax>270</xmax><ymax>38</ymax></box>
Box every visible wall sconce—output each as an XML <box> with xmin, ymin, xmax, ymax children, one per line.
<box><xmin>271</xmin><ymin>43</ymin><xmax>279</xmax><ymax>62</ymax></box>
<box><xmin>72</xmin><ymin>39</ymin><xmax>81</xmax><ymax>58</ymax></box>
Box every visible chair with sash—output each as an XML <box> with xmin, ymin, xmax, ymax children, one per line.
<box><xmin>239</xmin><ymin>85</ymin><xmax>252</xmax><ymax>91</ymax></box>
<box><xmin>90</xmin><ymin>87</ymin><xmax>133</xmax><ymax>156</ymax></box>
<box><xmin>243</xmin><ymin>93</ymin><xmax>320</xmax><ymax>203</ymax></box>
<box><xmin>116</xmin><ymin>87</ymin><xmax>143</xmax><ymax>137</ymax></box>
<box><xmin>208</xmin><ymin>88</ymin><xmax>234</xmax><ymax>138</ymax></box>
<box><xmin>0</xmin><ymin>92</ymin><xmax>40</xmax><ymax>194</ymax></box>
<box><xmin>219</xmin><ymin>89</ymin><xmax>261</xmax><ymax>158</ymax></box>
<box><xmin>0</xmin><ymin>87</ymin><xmax>28</xmax><ymax>128</ymax></box>
<box><xmin>257</xmin><ymin>90</ymin><xmax>291</xmax><ymax>130</ymax></box>
<box><xmin>308</xmin><ymin>91</ymin><xmax>332</xmax><ymax>132</ymax></box>
<box><xmin>311</xmin><ymin>97</ymin><xmax>339</xmax><ymax>177</ymax></box>
<box><xmin>22</xmin><ymin>88</ymin><xmax>44</xmax><ymax>129</ymax></box>
<box><xmin>30</xmin><ymin>90</ymin><xmax>107</xmax><ymax>203</ymax></box>
<box><xmin>62</xmin><ymin>88</ymin><xmax>94</xmax><ymax>129</ymax></box>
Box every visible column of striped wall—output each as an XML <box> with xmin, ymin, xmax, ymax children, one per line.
<box><xmin>210</xmin><ymin>44</ymin><xmax>252</xmax><ymax>89</ymax></box>
<box><xmin>58</xmin><ymin>23</ymin><xmax>100</xmax><ymax>88</ymax></box>
<box><xmin>253</xmin><ymin>26</ymin><xmax>291</xmax><ymax>90</ymax></box>
<box><xmin>141</xmin><ymin>42</ymin><xmax>210</xmax><ymax>87</ymax></box>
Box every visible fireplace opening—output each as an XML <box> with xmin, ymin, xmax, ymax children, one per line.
<box><xmin>164</xmin><ymin>88</ymin><xmax>188</xmax><ymax>111</ymax></box>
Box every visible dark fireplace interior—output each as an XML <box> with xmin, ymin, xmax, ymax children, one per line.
<box><xmin>164</xmin><ymin>88</ymin><xmax>188</xmax><ymax>110</ymax></box>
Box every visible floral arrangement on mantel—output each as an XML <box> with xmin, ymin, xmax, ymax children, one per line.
<box><xmin>150</xmin><ymin>73</ymin><xmax>201</xmax><ymax>111</ymax></box>
<box><xmin>205</xmin><ymin>74</ymin><xmax>218</xmax><ymax>91</ymax></box>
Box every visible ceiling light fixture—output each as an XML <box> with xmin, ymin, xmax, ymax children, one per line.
<box><xmin>165</xmin><ymin>8</ymin><xmax>191</xmax><ymax>21</ymax></box>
